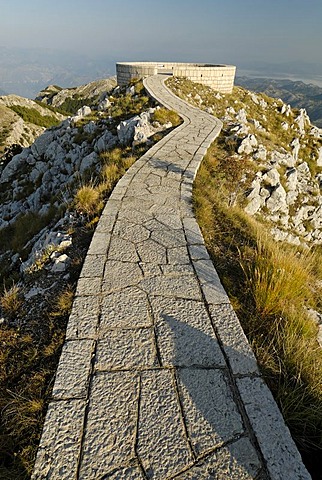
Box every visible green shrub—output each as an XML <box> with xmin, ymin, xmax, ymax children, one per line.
<box><xmin>151</xmin><ymin>107</ymin><xmax>181</xmax><ymax>127</ymax></box>
<box><xmin>9</xmin><ymin>105</ymin><xmax>60</xmax><ymax>128</ymax></box>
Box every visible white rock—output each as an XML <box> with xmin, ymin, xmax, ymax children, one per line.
<box><xmin>245</xmin><ymin>195</ymin><xmax>263</xmax><ymax>215</ymax></box>
<box><xmin>0</xmin><ymin>152</ymin><xmax>27</xmax><ymax>183</ymax></box>
<box><xmin>237</xmin><ymin>134</ymin><xmax>257</xmax><ymax>155</ymax></box>
<box><xmin>294</xmin><ymin>108</ymin><xmax>310</xmax><ymax>135</ymax></box>
<box><xmin>94</xmin><ymin>130</ymin><xmax>117</xmax><ymax>153</ymax></box>
<box><xmin>98</xmin><ymin>98</ymin><xmax>111</xmax><ymax>111</ymax></box>
<box><xmin>126</xmin><ymin>85</ymin><xmax>136</xmax><ymax>96</ymax></box>
<box><xmin>310</xmin><ymin>126</ymin><xmax>322</xmax><ymax>138</ymax></box>
<box><xmin>31</xmin><ymin>130</ymin><xmax>55</xmax><ymax>158</ymax></box>
<box><xmin>311</xmin><ymin>206</ymin><xmax>322</xmax><ymax>229</ymax></box>
<box><xmin>270</xmin><ymin>151</ymin><xmax>295</xmax><ymax>168</ymax></box>
<box><xmin>250</xmin><ymin>93</ymin><xmax>259</xmax><ymax>104</ymax></box>
<box><xmin>286</xmin><ymin>167</ymin><xmax>298</xmax><ymax>191</ymax></box>
<box><xmin>262</xmin><ymin>168</ymin><xmax>280</xmax><ymax>187</ymax></box>
<box><xmin>253</xmin><ymin>144</ymin><xmax>267</xmax><ymax>161</ymax></box>
<box><xmin>290</xmin><ymin>138</ymin><xmax>300</xmax><ymax>161</ymax></box>
<box><xmin>51</xmin><ymin>254</ymin><xmax>70</xmax><ymax>273</ymax></box>
<box><xmin>253</xmin><ymin>119</ymin><xmax>265</xmax><ymax>131</ymax></box>
<box><xmin>317</xmin><ymin>146</ymin><xmax>322</xmax><ymax>167</ymax></box>
<box><xmin>226</xmin><ymin>107</ymin><xmax>236</xmax><ymax>115</ymax></box>
<box><xmin>236</xmin><ymin>108</ymin><xmax>247</xmax><ymax>124</ymax></box>
<box><xmin>83</xmin><ymin>121</ymin><xmax>97</xmax><ymax>134</ymax></box>
<box><xmin>281</xmin><ymin>104</ymin><xmax>292</xmax><ymax>116</ymax></box>
<box><xmin>117</xmin><ymin>111</ymin><xmax>154</xmax><ymax>145</ymax></box>
<box><xmin>266</xmin><ymin>185</ymin><xmax>287</xmax><ymax>213</ymax></box>
<box><xmin>45</xmin><ymin>140</ymin><xmax>65</xmax><ymax>163</ymax></box>
<box><xmin>76</xmin><ymin>106</ymin><xmax>92</xmax><ymax>117</ymax></box>
<box><xmin>293</xmin><ymin>205</ymin><xmax>315</xmax><ymax>227</ymax></box>
<box><xmin>79</xmin><ymin>152</ymin><xmax>99</xmax><ymax>174</ymax></box>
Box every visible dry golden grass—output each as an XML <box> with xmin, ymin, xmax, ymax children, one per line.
<box><xmin>194</xmin><ymin>137</ymin><xmax>322</xmax><ymax>469</ymax></box>
<box><xmin>73</xmin><ymin>184</ymin><xmax>102</xmax><ymax>217</ymax></box>
<box><xmin>151</xmin><ymin>107</ymin><xmax>181</xmax><ymax>127</ymax></box>
<box><xmin>0</xmin><ymin>285</ymin><xmax>23</xmax><ymax>318</ymax></box>
<box><xmin>240</xmin><ymin>237</ymin><xmax>315</xmax><ymax>317</ymax></box>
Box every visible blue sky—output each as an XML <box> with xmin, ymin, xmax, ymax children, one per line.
<box><xmin>0</xmin><ymin>0</ymin><xmax>321</xmax><ymax>66</ymax></box>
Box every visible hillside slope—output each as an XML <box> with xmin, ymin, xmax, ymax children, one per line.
<box><xmin>237</xmin><ymin>76</ymin><xmax>322</xmax><ymax>128</ymax></box>
<box><xmin>0</xmin><ymin>78</ymin><xmax>183</xmax><ymax>479</ymax></box>
<box><xmin>0</xmin><ymin>94</ymin><xmax>66</xmax><ymax>154</ymax></box>
<box><xmin>167</xmin><ymin>76</ymin><xmax>322</xmax><ymax>478</ymax></box>
<box><xmin>168</xmin><ymin>76</ymin><xmax>322</xmax><ymax>247</ymax></box>
<box><xmin>36</xmin><ymin>77</ymin><xmax>117</xmax><ymax>113</ymax></box>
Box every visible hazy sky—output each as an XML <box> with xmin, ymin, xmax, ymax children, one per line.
<box><xmin>0</xmin><ymin>0</ymin><xmax>321</xmax><ymax>66</ymax></box>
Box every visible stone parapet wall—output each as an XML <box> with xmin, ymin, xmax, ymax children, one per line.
<box><xmin>116</xmin><ymin>62</ymin><xmax>236</xmax><ymax>93</ymax></box>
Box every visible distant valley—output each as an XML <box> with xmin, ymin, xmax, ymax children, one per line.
<box><xmin>0</xmin><ymin>46</ymin><xmax>115</xmax><ymax>98</ymax></box>
<box><xmin>236</xmin><ymin>76</ymin><xmax>322</xmax><ymax>127</ymax></box>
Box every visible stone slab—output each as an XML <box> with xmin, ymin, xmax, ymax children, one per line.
<box><xmin>65</xmin><ymin>295</ymin><xmax>100</xmax><ymax>340</ymax></box>
<box><xmin>151</xmin><ymin>297</ymin><xmax>225</xmax><ymax>367</ymax></box>
<box><xmin>175</xmin><ymin>437</ymin><xmax>262</xmax><ymax>480</ymax></box>
<box><xmin>137</xmin><ymin>369</ymin><xmax>193</xmax><ymax>479</ymax></box>
<box><xmin>237</xmin><ymin>377</ymin><xmax>311</xmax><ymax>480</ymax></box>
<box><xmin>31</xmin><ymin>399</ymin><xmax>86</xmax><ymax>480</ymax></box>
<box><xmin>209</xmin><ymin>303</ymin><xmax>259</xmax><ymax>375</ymax></box>
<box><xmin>102</xmin><ymin>260</ymin><xmax>143</xmax><ymax>293</ymax></box>
<box><xmin>95</xmin><ymin>328</ymin><xmax>158</xmax><ymax>371</ymax></box>
<box><xmin>106</xmin><ymin>466</ymin><xmax>145</xmax><ymax>479</ymax></box>
<box><xmin>52</xmin><ymin>339</ymin><xmax>95</xmax><ymax>399</ymax></box>
<box><xmin>136</xmin><ymin>238</ymin><xmax>167</xmax><ymax>264</ymax></box>
<box><xmin>139</xmin><ymin>272</ymin><xmax>202</xmax><ymax>301</ymax></box>
<box><xmin>108</xmin><ymin>236</ymin><xmax>140</xmax><ymax>263</ymax></box>
<box><xmin>79</xmin><ymin>372</ymin><xmax>139</xmax><ymax>479</ymax></box>
<box><xmin>167</xmin><ymin>245</ymin><xmax>191</xmax><ymax>265</ymax></box>
<box><xmin>80</xmin><ymin>254</ymin><xmax>106</xmax><ymax>278</ymax></box>
<box><xmin>193</xmin><ymin>259</ymin><xmax>230</xmax><ymax>304</ymax></box>
<box><xmin>113</xmin><ymin>221</ymin><xmax>151</xmax><ymax>243</ymax></box>
<box><xmin>76</xmin><ymin>277</ymin><xmax>102</xmax><ymax>296</ymax></box>
<box><xmin>86</xmin><ymin>232</ymin><xmax>111</xmax><ymax>256</ymax></box>
<box><xmin>151</xmin><ymin>228</ymin><xmax>187</xmax><ymax>249</ymax></box>
<box><xmin>100</xmin><ymin>286</ymin><xmax>152</xmax><ymax>332</ymax></box>
<box><xmin>177</xmin><ymin>368</ymin><xmax>244</xmax><ymax>456</ymax></box>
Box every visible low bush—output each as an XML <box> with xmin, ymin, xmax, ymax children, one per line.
<box><xmin>9</xmin><ymin>106</ymin><xmax>60</xmax><ymax>128</ymax></box>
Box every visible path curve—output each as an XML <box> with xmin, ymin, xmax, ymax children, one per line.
<box><xmin>32</xmin><ymin>75</ymin><xmax>310</xmax><ymax>479</ymax></box>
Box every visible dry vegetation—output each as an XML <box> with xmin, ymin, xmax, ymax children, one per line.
<box><xmin>193</xmin><ymin>138</ymin><xmax>322</xmax><ymax>477</ymax></box>
<box><xmin>0</xmin><ymin>80</ymin><xmax>181</xmax><ymax>479</ymax></box>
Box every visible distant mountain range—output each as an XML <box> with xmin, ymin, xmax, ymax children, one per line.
<box><xmin>0</xmin><ymin>46</ymin><xmax>116</xmax><ymax>98</ymax></box>
<box><xmin>236</xmin><ymin>76</ymin><xmax>322</xmax><ymax>127</ymax></box>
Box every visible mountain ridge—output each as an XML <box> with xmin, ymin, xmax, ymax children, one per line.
<box><xmin>236</xmin><ymin>75</ymin><xmax>322</xmax><ymax>127</ymax></box>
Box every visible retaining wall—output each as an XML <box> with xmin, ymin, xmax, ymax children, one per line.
<box><xmin>116</xmin><ymin>62</ymin><xmax>236</xmax><ymax>93</ymax></box>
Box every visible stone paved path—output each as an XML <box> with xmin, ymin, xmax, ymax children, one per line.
<box><xmin>32</xmin><ymin>75</ymin><xmax>310</xmax><ymax>479</ymax></box>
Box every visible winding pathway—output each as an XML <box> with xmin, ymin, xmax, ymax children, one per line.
<box><xmin>32</xmin><ymin>75</ymin><xmax>310</xmax><ymax>479</ymax></box>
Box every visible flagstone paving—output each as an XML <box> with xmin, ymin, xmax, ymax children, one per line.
<box><xmin>32</xmin><ymin>75</ymin><xmax>310</xmax><ymax>479</ymax></box>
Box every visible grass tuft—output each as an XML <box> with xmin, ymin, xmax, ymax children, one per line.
<box><xmin>240</xmin><ymin>237</ymin><xmax>315</xmax><ymax>317</ymax></box>
<box><xmin>73</xmin><ymin>184</ymin><xmax>102</xmax><ymax>217</ymax></box>
<box><xmin>0</xmin><ymin>285</ymin><xmax>23</xmax><ymax>319</ymax></box>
